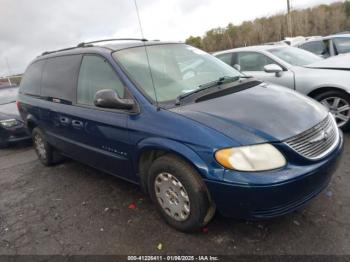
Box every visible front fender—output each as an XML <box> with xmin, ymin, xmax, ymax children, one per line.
<box><xmin>294</xmin><ymin>67</ymin><xmax>350</xmax><ymax>95</ymax></box>
<box><xmin>307</xmin><ymin>84</ymin><xmax>350</xmax><ymax>96</ymax></box>
<box><xmin>135</xmin><ymin>137</ymin><xmax>224</xmax><ymax>181</ymax></box>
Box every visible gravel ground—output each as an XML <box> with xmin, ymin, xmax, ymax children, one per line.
<box><xmin>0</xmin><ymin>135</ymin><xmax>349</xmax><ymax>256</ymax></box>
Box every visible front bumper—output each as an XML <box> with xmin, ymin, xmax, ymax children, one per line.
<box><xmin>204</xmin><ymin>132</ymin><xmax>344</xmax><ymax>219</ymax></box>
<box><xmin>0</xmin><ymin>123</ymin><xmax>31</xmax><ymax>145</ymax></box>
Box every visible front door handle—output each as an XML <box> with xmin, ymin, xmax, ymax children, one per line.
<box><xmin>72</xmin><ymin>120</ymin><xmax>83</xmax><ymax>129</ymax></box>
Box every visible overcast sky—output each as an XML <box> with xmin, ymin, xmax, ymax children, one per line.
<box><xmin>0</xmin><ymin>0</ymin><xmax>341</xmax><ymax>76</ymax></box>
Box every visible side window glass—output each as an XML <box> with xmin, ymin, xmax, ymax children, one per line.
<box><xmin>216</xmin><ymin>53</ymin><xmax>232</xmax><ymax>65</ymax></box>
<box><xmin>41</xmin><ymin>55</ymin><xmax>82</xmax><ymax>102</ymax></box>
<box><xmin>333</xmin><ymin>37</ymin><xmax>350</xmax><ymax>54</ymax></box>
<box><xmin>20</xmin><ymin>60</ymin><xmax>45</xmax><ymax>96</ymax></box>
<box><xmin>301</xmin><ymin>41</ymin><xmax>326</xmax><ymax>55</ymax></box>
<box><xmin>77</xmin><ymin>55</ymin><xmax>126</xmax><ymax>106</ymax></box>
<box><xmin>237</xmin><ymin>52</ymin><xmax>275</xmax><ymax>71</ymax></box>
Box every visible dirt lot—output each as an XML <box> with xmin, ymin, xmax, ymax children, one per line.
<box><xmin>0</xmin><ymin>135</ymin><xmax>349</xmax><ymax>256</ymax></box>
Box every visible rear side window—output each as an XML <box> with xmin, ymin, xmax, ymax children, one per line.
<box><xmin>41</xmin><ymin>55</ymin><xmax>82</xmax><ymax>102</ymax></box>
<box><xmin>20</xmin><ymin>60</ymin><xmax>45</xmax><ymax>96</ymax></box>
<box><xmin>77</xmin><ymin>55</ymin><xmax>126</xmax><ymax>106</ymax></box>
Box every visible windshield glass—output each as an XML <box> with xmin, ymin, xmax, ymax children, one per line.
<box><xmin>0</xmin><ymin>87</ymin><xmax>18</xmax><ymax>105</ymax></box>
<box><xmin>268</xmin><ymin>47</ymin><xmax>323</xmax><ymax>66</ymax></box>
<box><xmin>113</xmin><ymin>44</ymin><xmax>242</xmax><ymax>103</ymax></box>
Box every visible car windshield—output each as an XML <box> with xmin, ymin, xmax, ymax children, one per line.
<box><xmin>268</xmin><ymin>47</ymin><xmax>323</xmax><ymax>66</ymax></box>
<box><xmin>113</xmin><ymin>44</ymin><xmax>242</xmax><ymax>103</ymax></box>
<box><xmin>0</xmin><ymin>87</ymin><xmax>18</xmax><ymax>105</ymax></box>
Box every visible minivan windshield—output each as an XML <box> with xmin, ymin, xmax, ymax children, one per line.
<box><xmin>113</xmin><ymin>44</ymin><xmax>242</xmax><ymax>103</ymax></box>
<box><xmin>0</xmin><ymin>87</ymin><xmax>18</xmax><ymax>105</ymax></box>
<box><xmin>268</xmin><ymin>47</ymin><xmax>323</xmax><ymax>66</ymax></box>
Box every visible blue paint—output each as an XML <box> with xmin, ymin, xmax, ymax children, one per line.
<box><xmin>17</xmin><ymin>42</ymin><xmax>343</xmax><ymax>219</ymax></box>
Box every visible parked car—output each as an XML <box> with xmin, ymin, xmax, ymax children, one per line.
<box><xmin>0</xmin><ymin>85</ymin><xmax>30</xmax><ymax>148</ymax></box>
<box><xmin>18</xmin><ymin>40</ymin><xmax>343</xmax><ymax>232</ymax></box>
<box><xmin>214</xmin><ymin>46</ymin><xmax>350</xmax><ymax>130</ymax></box>
<box><xmin>296</xmin><ymin>34</ymin><xmax>350</xmax><ymax>58</ymax></box>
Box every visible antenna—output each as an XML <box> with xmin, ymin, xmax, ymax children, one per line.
<box><xmin>133</xmin><ymin>0</ymin><xmax>159</xmax><ymax>108</ymax></box>
<box><xmin>134</xmin><ymin>0</ymin><xmax>145</xmax><ymax>39</ymax></box>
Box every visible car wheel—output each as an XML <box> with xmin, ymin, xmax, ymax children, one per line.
<box><xmin>32</xmin><ymin>127</ymin><xmax>64</xmax><ymax>166</ymax></box>
<box><xmin>314</xmin><ymin>90</ymin><xmax>350</xmax><ymax>131</ymax></box>
<box><xmin>148</xmin><ymin>154</ymin><xmax>214</xmax><ymax>232</ymax></box>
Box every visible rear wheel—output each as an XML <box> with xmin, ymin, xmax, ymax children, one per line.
<box><xmin>314</xmin><ymin>90</ymin><xmax>350</xmax><ymax>131</ymax></box>
<box><xmin>148</xmin><ymin>154</ymin><xmax>214</xmax><ymax>232</ymax></box>
<box><xmin>32</xmin><ymin>127</ymin><xmax>64</xmax><ymax>166</ymax></box>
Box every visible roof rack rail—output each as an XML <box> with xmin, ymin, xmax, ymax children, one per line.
<box><xmin>41</xmin><ymin>46</ymin><xmax>80</xmax><ymax>56</ymax></box>
<box><xmin>77</xmin><ymin>38</ymin><xmax>148</xmax><ymax>47</ymax></box>
<box><xmin>41</xmin><ymin>38</ymin><xmax>149</xmax><ymax>56</ymax></box>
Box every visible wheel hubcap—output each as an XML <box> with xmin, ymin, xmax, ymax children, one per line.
<box><xmin>321</xmin><ymin>97</ymin><xmax>350</xmax><ymax>127</ymax></box>
<box><xmin>34</xmin><ymin>134</ymin><xmax>46</xmax><ymax>159</ymax></box>
<box><xmin>154</xmin><ymin>172</ymin><xmax>190</xmax><ymax>221</ymax></box>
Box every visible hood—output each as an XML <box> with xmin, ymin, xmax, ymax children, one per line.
<box><xmin>0</xmin><ymin>102</ymin><xmax>21</xmax><ymax>120</ymax></box>
<box><xmin>170</xmin><ymin>83</ymin><xmax>327</xmax><ymax>144</ymax></box>
<box><xmin>307</xmin><ymin>53</ymin><xmax>350</xmax><ymax>70</ymax></box>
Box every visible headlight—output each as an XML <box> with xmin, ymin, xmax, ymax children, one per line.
<box><xmin>215</xmin><ymin>144</ymin><xmax>286</xmax><ymax>172</ymax></box>
<box><xmin>0</xmin><ymin>119</ymin><xmax>19</xmax><ymax>128</ymax></box>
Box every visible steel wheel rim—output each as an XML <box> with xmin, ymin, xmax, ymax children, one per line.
<box><xmin>321</xmin><ymin>96</ymin><xmax>350</xmax><ymax>127</ymax></box>
<box><xmin>34</xmin><ymin>134</ymin><xmax>46</xmax><ymax>159</ymax></box>
<box><xmin>154</xmin><ymin>172</ymin><xmax>190</xmax><ymax>221</ymax></box>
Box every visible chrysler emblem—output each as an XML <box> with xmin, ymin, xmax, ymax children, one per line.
<box><xmin>309</xmin><ymin>129</ymin><xmax>329</xmax><ymax>144</ymax></box>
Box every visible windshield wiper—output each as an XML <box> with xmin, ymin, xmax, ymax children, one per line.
<box><xmin>175</xmin><ymin>75</ymin><xmax>250</xmax><ymax>105</ymax></box>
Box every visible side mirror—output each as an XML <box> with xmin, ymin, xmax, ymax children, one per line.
<box><xmin>264</xmin><ymin>64</ymin><xmax>283</xmax><ymax>76</ymax></box>
<box><xmin>94</xmin><ymin>89</ymin><xmax>134</xmax><ymax>110</ymax></box>
<box><xmin>233</xmin><ymin>64</ymin><xmax>241</xmax><ymax>71</ymax></box>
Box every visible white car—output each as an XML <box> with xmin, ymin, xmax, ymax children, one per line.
<box><xmin>296</xmin><ymin>34</ymin><xmax>350</xmax><ymax>58</ymax></box>
<box><xmin>214</xmin><ymin>45</ymin><xmax>350</xmax><ymax>130</ymax></box>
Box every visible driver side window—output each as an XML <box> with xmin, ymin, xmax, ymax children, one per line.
<box><xmin>77</xmin><ymin>55</ymin><xmax>126</xmax><ymax>106</ymax></box>
<box><xmin>237</xmin><ymin>52</ymin><xmax>275</xmax><ymax>71</ymax></box>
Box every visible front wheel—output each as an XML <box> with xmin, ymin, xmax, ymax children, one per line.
<box><xmin>148</xmin><ymin>154</ymin><xmax>214</xmax><ymax>232</ymax></box>
<box><xmin>314</xmin><ymin>90</ymin><xmax>350</xmax><ymax>131</ymax></box>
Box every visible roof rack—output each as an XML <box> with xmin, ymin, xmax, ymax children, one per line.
<box><xmin>41</xmin><ymin>38</ymin><xmax>149</xmax><ymax>56</ymax></box>
<box><xmin>77</xmin><ymin>38</ymin><xmax>148</xmax><ymax>47</ymax></box>
<box><xmin>41</xmin><ymin>46</ymin><xmax>80</xmax><ymax>56</ymax></box>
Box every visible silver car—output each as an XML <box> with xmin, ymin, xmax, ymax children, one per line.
<box><xmin>214</xmin><ymin>46</ymin><xmax>350</xmax><ymax>130</ymax></box>
<box><xmin>296</xmin><ymin>34</ymin><xmax>350</xmax><ymax>58</ymax></box>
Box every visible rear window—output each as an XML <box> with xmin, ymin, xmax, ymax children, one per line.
<box><xmin>41</xmin><ymin>55</ymin><xmax>82</xmax><ymax>102</ymax></box>
<box><xmin>20</xmin><ymin>60</ymin><xmax>45</xmax><ymax>96</ymax></box>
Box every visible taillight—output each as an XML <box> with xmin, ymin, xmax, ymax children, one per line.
<box><xmin>16</xmin><ymin>101</ymin><xmax>21</xmax><ymax>111</ymax></box>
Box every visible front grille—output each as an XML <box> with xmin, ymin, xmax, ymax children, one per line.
<box><xmin>285</xmin><ymin>114</ymin><xmax>339</xmax><ymax>159</ymax></box>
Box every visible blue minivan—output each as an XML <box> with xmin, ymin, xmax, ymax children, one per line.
<box><xmin>18</xmin><ymin>39</ymin><xmax>343</xmax><ymax>232</ymax></box>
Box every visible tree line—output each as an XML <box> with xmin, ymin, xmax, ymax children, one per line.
<box><xmin>185</xmin><ymin>1</ymin><xmax>350</xmax><ymax>52</ymax></box>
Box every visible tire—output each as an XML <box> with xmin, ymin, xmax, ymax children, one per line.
<box><xmin>148</xmin><ymin>154</ymin><xmax>214</xmax><ymax>232</ymax></box>
<box><xmin>314</xmin><ymin>90</ymin><xmax>350</xmax><ymax>131</ymax></box>
<box><xmin>32</xmin><ymin>127</ymin><xmax>64</xmax><ymax>166</ymax></box>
